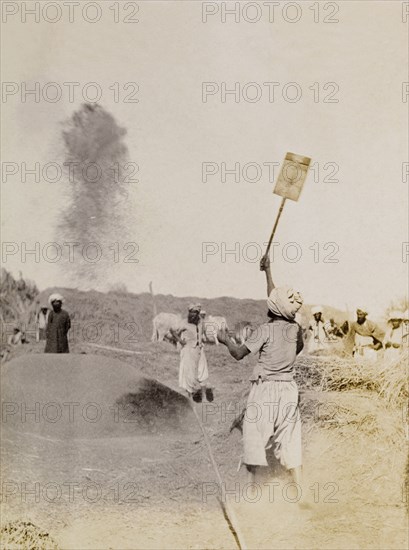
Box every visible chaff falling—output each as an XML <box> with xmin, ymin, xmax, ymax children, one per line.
<box><xmin>56</xmin><ymin>103</ymin><xmax>133</xmax><ymax>289</ymax></box>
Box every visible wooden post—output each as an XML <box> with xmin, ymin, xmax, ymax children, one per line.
<box><xmin>149</xmin><ymin>281</ymin><xmax>157</xmax><ymax>318</ymax></box>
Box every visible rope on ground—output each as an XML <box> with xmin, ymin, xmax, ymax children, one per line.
<box><xmin>190</xmin><ymin>402</ymin><xmax>248</xmax><ymax>550</ymax></box>
<box><xmin>84</xmin><ymin>343</ymin><xmax>145</xmax><ymax>354</ymax></box>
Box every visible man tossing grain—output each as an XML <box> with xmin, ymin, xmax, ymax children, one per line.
<box><xmin>217</xmin><ymin>255</ymin><xmax>305</xmax><ymax>490</ymax></box>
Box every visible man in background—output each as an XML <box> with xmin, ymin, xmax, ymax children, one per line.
<box><xmin>345</xmin><ymin>308</ymin><xmax>384</xmax><ymax>362</ymax></box>
<box><xmin>7</xmin><ymin>327</ymin><xmax>23</xmax><ymax>346</ymax></box>
<box><xmin>36</xmin><ymin>303</ymin><xmax>50</xmax><ymax>342</ymax></box>
<box><xmin>44</xmin><ymin>294</ymin><xmax>71</xmax><ymax>353</ymax></box>
<box><xmin>384</xmin><ymin>311</ymin><xmax>406</xmax><ymax>363</ymax></box>
<box><xmin>172</xmin><ymin>304</ymin><xmax>213</xmax><ymax>402</ymax></box>
<box><xmin>307</xmin><ymin>306</ymin><xmax>329</xmax><ymax>354</ymax></box>
<box><xmin>326</xmin><ymin>318</ymin><xmax>344</xmax><ymax>339</ymax></box>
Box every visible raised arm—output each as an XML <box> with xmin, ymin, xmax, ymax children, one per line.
<box><xmin>260</xmin><ymin>255</ymin><xmax>275</xmax><ymax>296</ymax></box>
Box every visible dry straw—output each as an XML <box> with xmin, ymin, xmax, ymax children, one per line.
<box><xmin>296</xmin><ymin>350</ymin><xmax>408</xmax><ymax>408</ymax></box>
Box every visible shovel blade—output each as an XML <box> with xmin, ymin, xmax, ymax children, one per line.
<box><xmin>273</xmin><ymin>152</ymin><xmax>311</xmax><ymax>202</ymax></box>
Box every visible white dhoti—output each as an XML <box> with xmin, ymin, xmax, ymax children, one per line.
<box><xmin>243</xmin><ymin>380</ymin><xmax>302</xmax><ymax>470</ymax></box>
<box><xmin>308</xmin><ymin>320</ymin><xmax>329</xmax><ymax>354</ymax></box>
<box><xmin>179</xmin><ymin>346</ymin><xmax>209</xmax><ymax>393</ymax></box>
<box><xmin>198</xmin><ymin>347</ymin><xmax>209</xmax><ymax>384</ymax></box>
<box><xmin>354</xmin><ymin>334</ymin><xmax>378</xmax><ymax>363</ymax></box>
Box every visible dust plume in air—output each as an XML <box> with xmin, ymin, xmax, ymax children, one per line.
<box><xmin>56</xmin><ymin>104</ymin><xmax>133</xmax><ymax>289</ymax></box>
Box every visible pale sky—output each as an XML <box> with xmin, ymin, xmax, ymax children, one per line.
<box><xmin>1</xmin><ymin>1</ymin><xmax>408</xmax><ymax>318</ymax></box>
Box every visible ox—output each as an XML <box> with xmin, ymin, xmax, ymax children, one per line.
<box><xmin>233</xmin><ymin>321</ymin><xmax>254</xmax><ymax>345</ymax></box>
<box><xmin>203</xmin><ymin>315</ymin><xmax>228</xmax><ymax>345</ymax></box>
<box><xmin>151</xmin><ymin>312</ymin><xmax>185</xmax><ymax>346</ymax></box>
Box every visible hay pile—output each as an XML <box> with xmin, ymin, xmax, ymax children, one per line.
<box><xmin>296</xmin><ymin>351</ymin><xmax>408</xmax><ymax>408</ymax></box>
<box><xmin>0</xmin><ymin>521</ymin><xmax>58</xmax><ymax>550</ymax></box>
<box><xmin>377</xmin><ymin>349</ymin><xmax>409</xmax><ymax>405</ymax></box>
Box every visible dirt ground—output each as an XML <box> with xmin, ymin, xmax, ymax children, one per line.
<box><xmin>1</xmin><ymin>340</ymin><xmax>408</xmax><ymax>549</ymax></box>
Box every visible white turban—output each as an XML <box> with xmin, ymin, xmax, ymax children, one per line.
<box><xmin>311</xmin><ymin>306</ymin><xmax>323</xmax><ymax>315</ymax></box>
<box><xmin>267</xmin><ymin>287</ymin><xmax>303</xmax><ymax>321</ymax></box>
<box><xmin>48</xmin><ymin>293</ymin><xmax>64</xmax><ymax>305</ymax></box>
<box><xmin>388</xmin><ymin>310</ymin><xmax>404</xmax><ymax>321</ymax></box>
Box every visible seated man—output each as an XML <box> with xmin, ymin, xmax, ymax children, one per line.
<box><xmin>326</xmin><ymin>318</ymin><xmax>344</xmax><ymax>339</ymax></box>
<box><xmin>7</xmin><ymin>327</ymin><xmax>23</xmax><ymax>346</ymax></box>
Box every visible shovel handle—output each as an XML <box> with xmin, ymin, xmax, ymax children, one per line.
<box><xmin>261</xmin><ymin>197</ymin><xmax>286</xmax><ymax>269</ymax></box>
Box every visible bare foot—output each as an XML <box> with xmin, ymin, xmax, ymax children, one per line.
<box><xmin>205</xmin><ymin>387</ymin><xmax>214</xmax><ymax>402</ymax></box>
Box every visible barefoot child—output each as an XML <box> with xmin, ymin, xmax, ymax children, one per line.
<box><xmin>217</xmin><ymin>256</ymin><xmax>304</xmax><ymax>490</ymax></box>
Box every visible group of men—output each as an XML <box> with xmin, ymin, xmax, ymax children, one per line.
<box><xmin>173</xmin><ymin>256</ymin><xmax>305</xmax><ymax>494</ymax></box>
<box><xmin>4</xmin><ymin>277</ymin><xmax>406</xmax><ymax>502</ymax></box>
<box><xmin>307</xmin><ymin>305</ymin><xmax>408</xmax><ymax>362</ymax></box>
<box><xmin>175</xmin><ymin>258</ymin><xmax>407</xmax><ymax>499</ymax></box>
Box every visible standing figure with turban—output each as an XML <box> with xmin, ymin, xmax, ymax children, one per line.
<box><xmin>307</xmin><ymin>306</ymin><xmax>330</xmax><ymax>354</ymax></box>
<box><xmin>44</xmin><ymin>294</ymin><xmax>71</xmax><ymax>353</ymax></box>
<box><xmin>383</xmin><ymin>311</ymin><xmax>406</xmax><ymax>363</ymax></box>
<box><xmin>35</xmin><ymin>302</ymin><xmax>50</xmax><ymax>342</ymax></box>
<box><xmin>171</xmin><ymin>304</ymin><xmax>214</xmax><ymax>403</ymax></box>
<box><xmin>217</xmin><ymin>255</ymin><xmax>305</xmax><ymax>496</ymax></box>
<box><xmin>344</xmin><ymin>308</ymin><xmax>384</xmax><ymax>363</ymax></box>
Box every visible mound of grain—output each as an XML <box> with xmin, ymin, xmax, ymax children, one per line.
<box><xmin>1</xmin><ymin>354</ymin><xmax>195</xmax><ymax>439</ymax></box>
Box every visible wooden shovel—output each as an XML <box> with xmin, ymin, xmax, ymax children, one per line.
<box><xmin>261</xmin><ymin>152</ymin><xmax>311</xmax><ymax>267</ymax></box>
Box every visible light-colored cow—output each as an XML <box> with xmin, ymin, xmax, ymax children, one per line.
<box><xmin>151</xmin><ymin>312</ymin><xmax>186</xmax><ymax>345</ymax></box>
<box><xmin>203</xmin><ymin>315</ymin><xmax>228</xmax><ymax>345</ymax></box>
<box><xmin>233</xmin><ymin>321</ymin><xmax>254</xmax><ymax>345</ymax></box>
